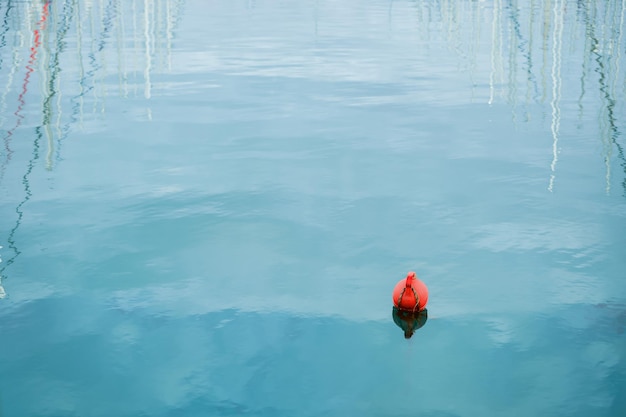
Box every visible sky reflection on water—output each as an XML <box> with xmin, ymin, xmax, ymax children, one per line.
<box><xmin>0</xmin><ymin>1</ymin><xmax>625</xmax><ymax>416</ymax></box>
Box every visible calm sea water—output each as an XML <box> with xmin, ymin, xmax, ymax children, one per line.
<box><xmin>1</xmin><ymin>0</ymin><xmax>625</xmax><ymax>416</ymax></box>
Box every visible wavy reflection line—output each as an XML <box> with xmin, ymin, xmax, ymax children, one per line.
<box><xmin>0</xmin><ymin>2</ymin><xmax>50</xmax><ymax>187</ymax></box>
<box><xmin>506</xmin><ymin>1</ymin><xmax>518</xmax><ymax>123</ymax></box>
<box><xmin>469</xmin><ymin>0</ymin><xmax>480</xmax><ymax>100</ymax></box>
<box><xmin>0</xmin><ymin>1</ymin><xmax>13</xmax><ymax>72</ymax></box>
<box><xmin>0</xmin><ymin>2</ymin><xmax>50</xmax><ymax>291</ymax></box>
<box><xmin>166</xmin><ymin>0</ymin><xmax>173</xmax><ymax>71</ymax></box>
<box><xmin>40</xmin><ymin>1</ymin><xmax>53</xmax><ymax>171</ymax></box>
<box><xmin>144</xmin><ymin>0</ymin><xmax>152</xmax><ymax>101</ymax></box>
<box><xmin>84</xmin><ymin>0</ymin><xmax>116</xmax><ymax>115</ymax></box>
<box><xmin>116</xmin><ymin>0</ymin><xmax>128</xmax><ymax>97</ymax></box>
<box><xmin>615</xmin><ymin>0</ymin><xmax>626</xmax><ymax>95</ymax></box>
<box><xmin>56</xmin><ymin>0</ymin><xmax>116</xmax><ymax>161</ymax></box>
<box><xmin>527</xmin><ymin>0</ymin><xmax>536</xmax><ymax>114</ymax></box>
<box><xmin>541</xmin><ymin>1</ymin><xmax>550</xmax><ymax>103</ymax></box>
<box><xmin>0</xmin><ymin>5</ymin><xmax>24</xmax><ymax>131</ymax></box>
<box><xmin>41</xmin><ymin>0</ymin><xmax>75</xmax><ymax>169</ymax></box>
<box><xmin>548</xmin><ymin>0</ymin><xmax>563</xmax><ymax>193</ymax></box>
<box><xmin>97</xmin><ymin>0</ymin><xmax>119</xmax><ymax>114</ymax></box>
<box><xmin>489</xmin><ymin>0</ymin><xmax>501</xmax><ymax>105</ymax></box>
<box><xmin>585</xmin><ymin>0</ymin><xmax>626</xmax><ymax>196</ymax></box>
<box><xmin>0</xmin><ymin>126</ymin><xmax>43</xmax><ymax>283</ymax></box>
<box><xmin>577</xmin><ymin>1</ymin><xmax>591</xmax><ymax>127</ymax></box>
<box><xmin>75</xmin><ymin>0</ymin><xmax>85</xmax><ymax>128</ymax></box>
<box><xmin>611</xmin><ymin>0</ymin><xmax>624</xmax><ymax>111</ymax></box>
<box><xmin>504</xmin><ymin>0</ymin><xmax>540</xmax><ymax>105</ymax></box>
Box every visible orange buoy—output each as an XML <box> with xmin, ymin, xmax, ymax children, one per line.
<box><xmin>392</xmin><ymin>271</ymin><xmax>428</xmax><ymax>312</ymax></box>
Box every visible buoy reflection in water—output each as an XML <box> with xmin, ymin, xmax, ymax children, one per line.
<box><xmin>392</xmin><ymin>307</ymin><xmax>428</xmax><ymax>339</ymax></box>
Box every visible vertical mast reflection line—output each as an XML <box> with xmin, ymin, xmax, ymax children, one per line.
<box><xmin>489</xmin><ymin>0</ymin><xmax>500</xmax><ymax>104</ymax></box>
<box><xmin>166</xmin><ymin>0</ymin><xmax>172</xmax><ymax>71</ymax></box>
<box><xmin>88</xmin><ymin>0</ymin><xmax>98</xmax><ymax>113</ymax></box>
<box><xmin>527</xmin><ymin>0</ymin><xmax>536</xmax><ymax>113</ymax></box>
<box><xmin>615</xmin><ymin>0</ymin><xmax>626</xmax><ymax>95</ymax></box>
<box><xmin>97</xmin><ymin>0</ymin><xmax>119</xmax><ymax>114</ymax></box>
<box><xmin>0</xmin><ymin>5</ymin><xmax>25</xmax><ymax>131</ymax></box>
<box><xmin>497</xmin><ymin>0</ymin><xmax>505</xmax><ymax>101</ymax></box>
<box><xmin>507</xmin><ymin>1</ymin><xmax>518</xmax><ymax>124</ymax></box>
<box><xmin>0</xmin><ymin>2</ymin><xmax>51</xmax><ymax>293</ymax></box>
<box><xmin>611</xmin><ymin>0</ymin><xmax>624</xmax><ymax>101</ymax></box>
<box><xmin>43</xmin><ymin>0</ymin><xmax>74</xmax><ymax>166</ymax></box>
<box><xmin>55</xmin><ymin>3</ymin><xmax>64</xmax><ymax>156</ymax></box>
<box><xmin>116</xmin><ymin>0</ymin><xmax>128</xmax><ymax>97</ymax></box>
<box><xmin>40</xmin><ymin>0</ymin><xmax>53</xmax><ymax>170</ymax></box>
<box><xmin>154</xmin><ymin>0</ymin><xmax>161</xmax><ymax>71</ymax></box>
<box><xmin>57</xmin><ymin>0</ymin><xmax>115</xmax><ymax>162</ymax></box>
<box><xmin>0</xmin><ymin>1</ymin><xmax>12</xmax><ymax>72</ymax></box>
<box><xmin>619</xmin><ymin>0</ymin><xmax>625</xmax><ymax>97</ymax></box>
<box><xmin>132</xmin><ymin>0</ymin><xmax>138</xmax><ymax>96</ymax></box>
<box><xmin>468</xmin><ymin>0</ymin><xmax>480</xmax><ymax>100</ymax></box>
<box><xmin>587</xmin><ymin>0</ymin><xmax>626</xmax><ymax>196</ymax></box>
<box><xmin>541</xmin><ymin>0</ymin><xmax>550</xmax><ymax>104</ymax></box>
<box><xmin>76</xmin><ymin>0</ymin><xmax>85</xmax><ymax>127</ymax></box>
<box><xmin>98</xmin><ymin>0</ymin><xmax>107</xmax><ymax>114</ymax></box>
<box><xmin>602</xmin><ymin>0</ymin><xmax>616</xmax><ymax>194</ymax></box>
<box><xmin>144</xmin><ymin>0</ymin><xmax>152</xmax><ymax>119</ymax></box>
<box><xmin>548</xmin><ymin>0</ymin><xmax>563</xmax><ymax>192</ymax></box>
<box><xmin>0</xmin><ymin>2</ymin><xmax>50</xmax><ymax>186</ymax></box>
<box><xmin>578</xmin><ymin>0</ymin><xmax>591</xmax><ymax>126</ymax></box>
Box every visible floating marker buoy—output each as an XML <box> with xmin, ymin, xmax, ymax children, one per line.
<box><xmin>392</xmin><ymin>271</ymin><xmax>428</xmax><ymax>312</ymax></box>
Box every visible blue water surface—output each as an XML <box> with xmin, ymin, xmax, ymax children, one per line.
<box><xmin>1</xmin><ymin>1</ymin><xmax>625</xmax><ymax>416</ymax></box>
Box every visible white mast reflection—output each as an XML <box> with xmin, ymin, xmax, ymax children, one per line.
<box><xmin>166</xmin><ymin>0</ymin><xmax>173</xmax><ymax>71</ymax></box>
<box><xmin>489</xmin><ymin>0</ymin><xmax>500</xmax><ymax>105</ymax></box>
<box><xmin>548</xmin><ymin>0</ymin><xmax>563</xmax><ymax>192</ymax></box>
<box><xmin>116</xmin><ymin>0</ymin><xmax>128</xmax><ymax>97</ymax></box>
<box><xmin>0</xmin><ymin>12</ymin><xmax>26</xmax><ymax>130</ymax></box>
<box><xmin>39</xmin><ymin>0</ymin><xmax>53</xmax><ymax>170</ymax></box>
<box><xmin>144</xmin><ymin>0</ymin><xmax>152</xmax><ymax>119</ymax></box>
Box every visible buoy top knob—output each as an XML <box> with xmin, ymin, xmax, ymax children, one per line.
<box><xmin>405</xmin><ymin>271</ymin><xmax>416</xmax><ymax>287</ymax></box>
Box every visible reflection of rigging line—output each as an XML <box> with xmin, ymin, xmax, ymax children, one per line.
<box><xmin>587</xmin><ymin>1</ymin><xmax>626</xmax><ymax>196</ymax></box>
<box><xmin>87</xmin><ymin>0</ymin><xmax>116</xmax><ymax>100</ymax></box>
<box><xmin>42</xmin><ymin>0</ymin><xmax>74</xmax><ymax>166</ymax></box>
<box><xmin>0</xmin><ymin>2</ymin><xmax>50</xmax><ymax>187</ymax></box>
<box><xmin>527</xmin><ymin>0</ymin><xmax>535</xmax><ymax>114</ymax></box>
<box><xmin>611</xmin><ymin>0</ymin><xmax>624</xmax><ymax>99</ymax></box>
<box><xmin>43</xmin><ymin>0</ymin><xmax>75</xmax><ymax>164</ymax></box>
<box><xmin>56</xmin><ymin>0</ymin><xmax>116</xmax><ymax>161</ymax></box>
<box><xmin>578</xmin><ymin>1</ymin><xmax>591</xmax><ymax>126</ymax></box>
<box><xmin>166</xmin><ymin>0</ymin><xmax>172</xmax><ymax>71</ymax></box>
<box><xmin>504</xmin><ymin>0</ymin><xmax>540</xmax><ymax>102</ymax></box>
<box><xmin>0</xmin><ymin>126</ymin><xmax>42</xmax><ymax>278</ymax></box>
<box><xmin>144</xmin><ymin>0</ymin><xmax>152</xmax><ymax>100</ymax></box>
<box><xmin>98</xmin><ymin>0</ymin><xmax>118</xmax><ymax>113</ymax></box>
<box><xmin>116</xmin><ymin>0</ymin><xmax>128</xmax><ymax>97</ymax></box>
<box><xmin>507</xmin><ymin>4</ymin><xmax>518</xmax><ymax>123</ymax></box>
<box><xmin>0</xmin><ymin>4</ymin><xmax>22</xmax><ymax>130</ymax></box>
<box><xmin>489</xmin><ymin>0</ymin><xmax>500</xmax><ymax>105</ymax></box>
<box><xmin>40</xmin><ymin>2</ymin><xmax>52</xmax><ymax>171</ymax></box>
<box><xmin>548</xmin><ymin>0</ymin><xmax>563</xmax><ymax>193</ymax></box>
<box><xmin>468</xmin><ymin>0</ymin><xmax>479</xmax><ymax>97</ymax></box>
<box><xmin>0</xmin><ymin>1</ymin><xmax>13</xmax><ymax>71</ymax></box>
<box><xmin>541</xmin><ymin>2</ymin><xmax>550</xmax><ymax>103</ymax></box>
<box><xmin>618</xmin><ymin>0</ymin><xmax>625</xmax><ymax>98</ymax></box>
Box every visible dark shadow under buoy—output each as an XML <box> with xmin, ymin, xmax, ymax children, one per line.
<box><xmin>392</xmin><ymin>307</ymin><xmax>428</xmax><ymax>339</ymax></box>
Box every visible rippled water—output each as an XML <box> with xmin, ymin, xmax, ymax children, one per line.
<box><xmin>1</xmin><ymin>0</ymin><xmax>625</xmax><ymax>416</ymax></box>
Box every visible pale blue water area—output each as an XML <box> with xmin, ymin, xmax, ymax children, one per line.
<box><xmin>1</xmin><ymin>0</ymin><xmax>626</xmax><ymax>416</ymax></box>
